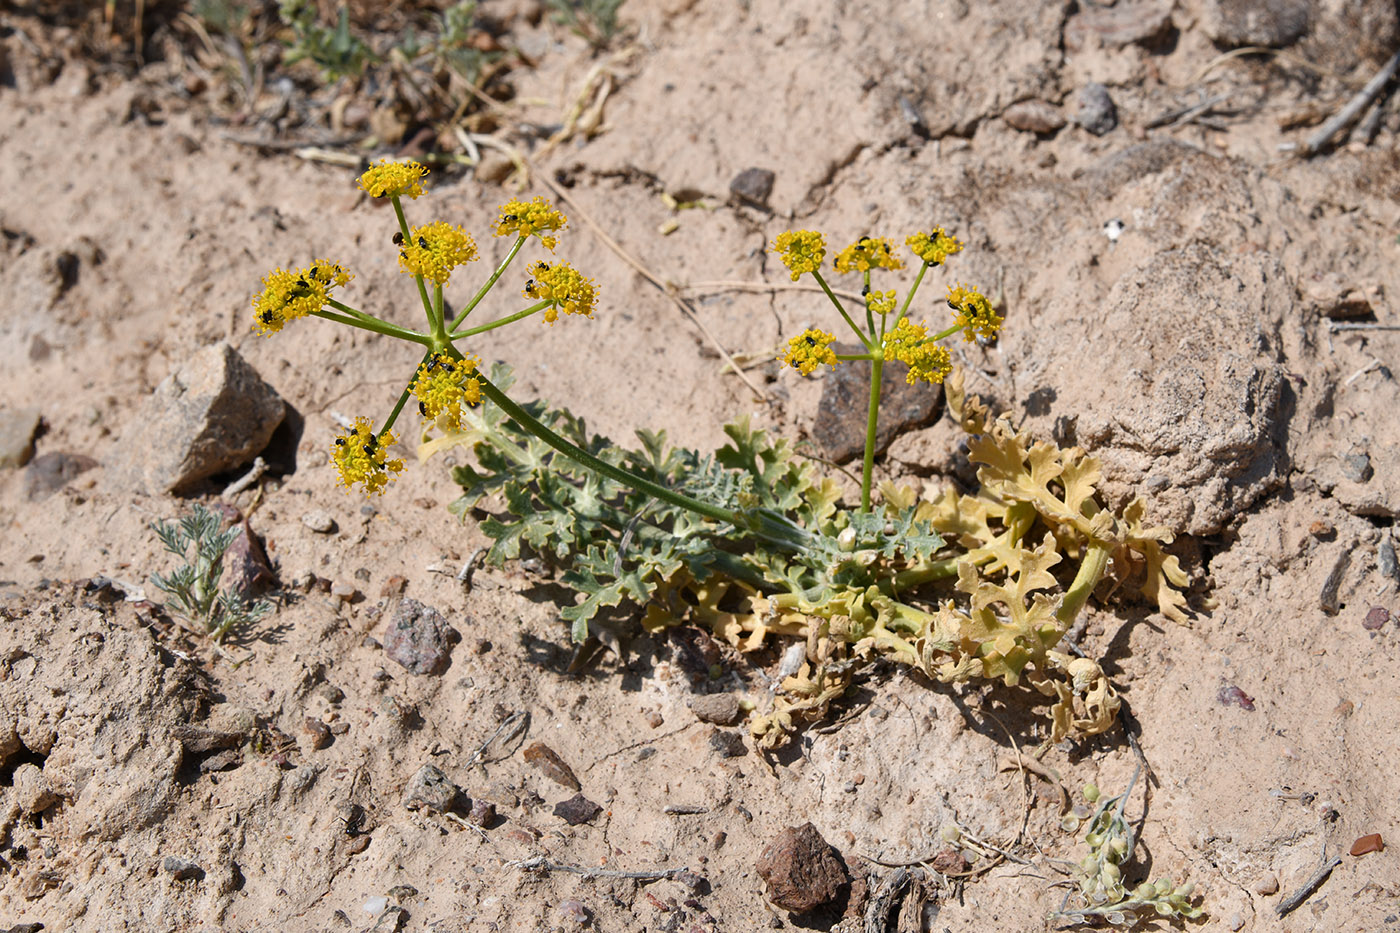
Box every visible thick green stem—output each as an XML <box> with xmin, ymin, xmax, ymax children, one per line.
<box><xmin>860</xmin><ymin>352</ymin><xmax>884</xmax><ymax>512</ymax></box>
<box><xmin>449</xmin><ymin>234</ymin><xmax>527</xmax><ymax>332</ymax></box>
<box><xmin>812</xmin><ymin>270</ymin><xmax>872</xmax><ymax>350</ymax></box>
<box><xmin>475</xmin><ymin>374</ymin><xmax>745</xmax><ymax>528</ymax></box>
<box><xmin>1057</xmin><ymin>536</ymin><xmax>1114</xmax><ymax>627</ymax></box>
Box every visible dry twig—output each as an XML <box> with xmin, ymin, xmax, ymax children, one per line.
<box><xmin>1303</xmin><ymin>48</ymin><xmax>1400</xmax><ymax>156</ymax></box>
<box><xmin>507</xmin><ymin>856</ymin><xmax>693</xmax><ymax>882</ymax></box>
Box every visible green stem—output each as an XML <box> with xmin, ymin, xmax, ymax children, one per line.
<box><xmin>391</xmin><ymin>195</ymin><xmax>437</xmax><ymax>330</ymax></box>
<box><xmin>895</xmin><ymin>261</ymin><xmax>932</xmax><ymax>328</ymax></box>
<box><xmin>449</xmin><ymin>235</ymin><xmax>527</xmax><ymax>332</ymax></box>
<box><xmin>835</xmin><ymin>353</ymin><xmax>873</xmax><ymax>362</ymax></box>
<box><xmin>451</xmin><ymin>302</ymin><xmax>549</xmax><ymax>339</ymax></box>
<box><xmin>1057</xmin><ymin>536</ymin><xmax>1114</xmax><ymax>627</ymax></box>
<box><xmin>378</xmin><ymin>380</ymin><xmax>416</xmax><ymax>438</ymax></box>
<box><xmin>812</xmin><ymin>270</ymin><xmax>872</xmax><ymax>350</ymax></box>
<box><xmin>434</xmin><ymin>283</ymin><xmax>446</xmax><ymax>337</ymax></box>
<box><xmin>475</xmin><ymin>374</ymin><xmax>746</xmax><ymax>528</ymax></box>
<box><xmin>859</xmin><ymin>352</ymin><xmax>884</xmax><ymax>512</ymax></box>
<box><xmin>863</xmin><ymin>271</ymin><xmax>876</xmax><ymax>335</ymax></box>
<box><xmin>323</xmin><ymin>297</ymin><xmax>379</xmax><ymax>324</ymax></box>
<box><xmin>311</xmin><ymin>308</ymin><xmax>431</xmax><ymax>344</ymax></box>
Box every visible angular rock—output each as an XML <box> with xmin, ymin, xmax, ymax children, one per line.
<box><xmin>382</xmin><ymin>598</ymin><xmax>453</xmax><ymax>675</ymax></box>
<box><xmin>553</xmin><ymin>793</ymin><xmax>602</xmax><ymax>825</ymax></box>
<box><xmin>468</xmin><ymin>798</ymin><xmax>496</xmax><ymax>827</ymax></box>
<box><xmin>163</xmin><ymin>856</ymin><xmax>205</xmax><ymax>881</ymax></box>
<box><xmin>402</xmin><ymin>764</ymin><xmax>460</xmax><ymax>812</ymax></box>
<box><xmin>23</xmin><ymin>451</ymin><xmax>98</xmax><ymax>501</ymax></box>
<box><xmin>1203</xmin><ymin>0</ymin><xmax>1309</xmax><ymax>48</ymax></box>
<box><xmin>109</xmin><ymin>342</ymin><xmax>284</xmax><ymax>494</ymax></box>
<box><xmin>690</xmin><ymin>693</ymin><xmax>742</xmax><ymax>726</ymax></box>
<box><xmin>0</xmin><ymin>407</ymin><xmax>41</xmax><ymax>469</ymax></box>
<box><xmin>813</xmin><ymin>343</ymin><xmax>942</xmax><ymax>463</ymax></box>
<box><xmin>301</xmin><ymin>510</ymin><xmax>337</xmax><ymax>534</ymax></box>
<box><xmin>523</xmin><ymin>741</ymin><xmax>582</xmax><ymax>791</ymax></box>
<box><xmin>709</xmin><ymin>729</ymin><xmax>746</xmax><ymax>758</ymax></box>
<box><xmin>1076</xmin><ymin>83</ymin><xmax>1118</xmax><ymax>136</ymax></box>
<box><xmin>756</xmin><ymin>822</ymin><xmax>850</xmax><ymax>913</ymax></box>
<box><xmin>1064</xmin><ymin>2</ymin><xmax>1174</xmax><ymax>51</ymax></box>
<box><xmin>729</xmin><ymin>168</ymin><xmax>776</xmax><ymax>209</ymax></box>
<box><xmin>1003</xmin><ymin>100</ymin><xmax>1066</xmax><ymax>134</ymax></box>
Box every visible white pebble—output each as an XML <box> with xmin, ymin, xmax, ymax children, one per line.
<box><xmin>363</xmin><ymin>895</ymin><xmax>388</xmax><ymax>914</ymax></box>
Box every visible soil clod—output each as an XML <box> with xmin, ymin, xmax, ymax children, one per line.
<box><xmin>756</xmin><ymin>822</ymin><xmax>850</xmax><ymax>914</ymax></box>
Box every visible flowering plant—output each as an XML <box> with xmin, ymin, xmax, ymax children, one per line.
<box><xmin>251</xmin><ymin>161</ymin><xmax>1188</xmax><ymax>751</ymax></box>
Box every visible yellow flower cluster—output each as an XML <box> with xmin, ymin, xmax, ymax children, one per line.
<box><xmin>357</xmin><ymin>159</ymin><xmax>429</xmax><ymax>200</ymax></box>
<box><xmin>494</xmin><ymin>196</ymin><xmax>568</xmax><ymax>251</ymax></box>
<box><xmin>947</xmin><ymin>283</ymin><xmax>1002</xmax><ymax>343</ymax></box>
<box><xmin>866</xmin><ymin>289</ymin><xmax>898</xmax><ymax>317</ymax></box>
<box><xmin>780</xmin><ymin>328</ymin><xmax>838</xmax><ymax>375</ymax></box>
<box><xmin>907</xmin><ymin>227</ymin><xmax>963</xmax><ymax>266</ymax></box>
<box><xmin>252</xmin><ymin>260</ymin><xmax>352</xmax><ymax>335</ymax></box>
<box><xmin>398</xmin><ymin>222</ymin><xmax>479</xmax><ymax>286</ymax></box>
<box><xmin>331</xmin><ymin>417</ymin><xmax>405</xmax><ymax>496</ymax></box>
<box><xmin>771</xmin><ymin>231</ymin><xmax>826</xmax><ymax>280</ymax></box>
<box><xmin>524</xmin><ymin>261</ymin><xmax>598</xmax><ymax>323</ymax></box>
<box><xmin>834</xmin><ymin>236</ymin><xmax>904</xmax><ymax>274</ymax></box>
<box><xmin>882</xmin><ymin>317</ymin><xmax>952</xmax><ymax>385</ymax></box>
<box><xmin>412</xmin><ymin>353</ymin><xmax>482</xmax><ymax>429</ymax></box>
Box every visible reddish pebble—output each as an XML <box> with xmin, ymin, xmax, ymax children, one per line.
<box><xmin>1363</xmin><ymin>606</ymin><xmax>1390</xmax><ymax>631</ymax></box>
<box><xmin>1217</xmin><ymin>684</ymin><xmax>1255</xmax><ymax>711</ymax></box>
<box><xmin>1350</xmin><ymin>833</ymin><xmax>1385</xmax><ymax>856</ymax></box>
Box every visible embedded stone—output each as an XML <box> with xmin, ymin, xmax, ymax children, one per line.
<box><xmin>756</xmin><ymin>822</ymin><xmax>850</xmax><ymax>913</ymax></box>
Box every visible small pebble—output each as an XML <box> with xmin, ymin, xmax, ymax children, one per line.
<box><xmin>469</xmin><ymin>798</ymin><xmax>496</xmax><ymax>828</ymax></box>
<box><xmin>523</xmin><ymin>742</ymin><xmax>582</xmax><ymax>791</ymax></box>
<box><xmin>553</xmin><ymin>793</ymin><xmax>602</xmax><ymax>826</ymax></box>
<box><xmin>163</xmin><ymin>856</ymin><xmax>204</xmax><ymax>881</ymax></box>
<box><xmin>315</xmin><ymin>683</ymin><xmax>345</xmax><ymax>704</ymax></box>
<box><xmin>1363</xmin><ymin>606</ymin><xmax>1390</xmax><ymax>631</ymax></box>
<box><xmin>1217</xmin><ymin>683</ymin><xmax>1255</xmax><ymax>711</ymax></box>
<box><xmin>1308</xmin><ymin>519</ymin><xmax>1334</xmax><ymax>538</ymax></box>
<box><xmin>1228</xmin><ymin>911</ymin><xmax>1244</xmax><ymax>931</ymax></box>
<box><xmin>303</xmin><ymin>717</ymin><xmax>331</xmax><ymax>750</ymax></box>
<box><xmin>709</xmin><ymin>730</ymin><xmax>746</xmax><ymax>759</ymax></box>
<box><xmin>402</xmin><ymin>764</ymin><xmax>460</xmax><ymax>813</ymax></box>
<box><xmin>1254</xmin><ymin>873</ymin><xmax>1279</xmax><ymax>895</ymax></box>
<box><xmin>690</xmin><ymin>693</ymin><xmax>741</xmax><ymax>726</ymax></box>
<box><xmin>302</xmin><ymin>510</ymin><xmax>337</xmax><ymax>534</ymax></box>
<box><xmin>363</xmin><ymin>895</ymin><xmax>389</xmax><ymax>914</ymax></box>
<box><xmin>1076</xmin><ymin>82</ymin><xmax>1117</xmax><ymax>135</ymax></box>
<box><xmin>644</xmin><ymin>710</ymin><xmax>663</xmax><ymax>729</ymax></box>
<box><xmin>330</xmin><ymin>582</ymin><xmax>358</xmax><ymax>603</ymax></box>
<box><xmin>1350</xmin><ymin>832</ymin><xmax>1385</xmax><ymax>856</ymax></box>
<box><xmin>329</xmin><ymin>722</ymin><xmax>350</xmax><ymax>736</ymax></box>
<box><xmin>557</xmin><ymin>899</ymin><xmax>590</xmax><ymax>924</ymax></box>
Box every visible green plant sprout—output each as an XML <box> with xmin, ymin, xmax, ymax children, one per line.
<box><xmin>150</xmin><ymin>504</ymin><xmax>272</xmax><ymax>643</ymax></box>
<box><xmin>1052</xmin><ymin>769</ymin><xmax>1204</xmax><ymax>927</ymax></box>
<box><xmin>250</xmin><ymin>158</ymin><xmax>1189</xmax><ymax>751</ymax></box>
<box><xmin>278</xmin><ymin>0</ymin><xmax>375</xmax><ymax>81</ymax></box>
<box><xmin>545</xmin><ymin>0</ymin><xmax>628</xmax><ymax>49</ymax></box>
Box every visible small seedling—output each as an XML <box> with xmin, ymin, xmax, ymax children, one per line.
<box><xmin>1052</xmin><ymin>768</ymin><xmax>1204</xmax><ymax>927</ymax></box>
<box><xmin>150</xmin><ymin>504</ymin><xmax>272</xmax><ymax>644</ymax></box>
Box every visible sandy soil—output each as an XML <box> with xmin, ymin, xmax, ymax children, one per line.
<box><xmin>1</xmin><ymin>1</ymin><xmax>1398</xmax><ymax>931</ymax></box>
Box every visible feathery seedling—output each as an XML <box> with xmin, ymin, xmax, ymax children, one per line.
<box><xmin>149</xmin><ymin>504</ymin><xmax>272</xmax><ymax>643</ymax></box>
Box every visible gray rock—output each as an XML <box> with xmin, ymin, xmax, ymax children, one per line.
<box><xmin>23</xmin><ymin>451</ymin><xmax>98</xmax><ymax>501</ymax></box>
<box><xmin>162</xmin><ymin>856</ymin><xmax>204</xmax><ymax>881</ymax></box>
<box><xmin>1203</xmin><ymin>0</ymin><xmax>1309</xmax><ymax>48</ymax></box>
<box><xmin>1003</xmin><ymin>99</ymin><xmax>1066</xmax><ymax>134</ymax></box>
<box><xmin>1076</xmin><ymin>83</ymin><xmax>1118</xmax><ymax>136</ymax></box>
<box><xmin>730</xmin><ymin>168</ymin><xmax>776</xmax><ymax>209</ymax></box>
<box><xmin>812</xmin><ymin>344</ymin><xmax>943</xmax><ymax>463</ymax></box>
<box><xmin>0</xmin><ymin>407</ymin><xmax>41</xmax><ymax>469</ymax></box>
<box><xmin>382</xmin><ymin>598</ymin><xmax>453</xmax><ymax>675</ymax></box>
<box><xmin>403</xmin><ymin>763</ymin><xmax>460</xmax><ymax>812</ymax></box>
<box><xmin>1064</xmin><ymin>2</ymin><xmax>1174</xmax><ymax>51</ymax></box>
<box><xmin>690</xmin><ymin>693</ymin><xmax>742</xmax><ymax>726</ymax></box>
<box><xmin>301</xmin><ymin>510</ymin><xmax>337</xmax><ymax>534</ymax></box>
<box><xmin>709</xmin><ymin>729</ymin><xmax>746</xmax><ymax>758</ymax></box>
<box><xmin>1341</xmin><ymin>451</ymin><xmax>1373</xmax><ymax>484</ymax></box>
<box><xmin>109</xmin><ymin>342</ymin><xmax>284</xmax><ymax>494</ymax></box>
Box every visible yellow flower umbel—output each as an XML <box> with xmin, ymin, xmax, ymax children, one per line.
<box><xmin>882</xmin><ymin>318</ymin><xmax>952</xmax><ymax>385</ymax></box>
<box><xmin>358</xmin><ymin>159</ymin><xmax>429</xmax><ymax>200</ymax></box>
<box><xmin>907</xmin><ymin>228</ymin><xmax>963</xmax><ymax>266</ymax></box>
<box><xmin>494</xmin><ymin>197</ymin><xmax>568</xmax><ymax>251</ymax></box>
<box><xmin>771</xmin><ymin>231</ymin><xmax>826</xmax><ymax>281</ymax></box>
<box><xmin>412</xmin><ymin>353</ymin><xmax>482</xmax><ymax>429</ymax></box>
<box><xmin>866</xmin><ymin>289</ymin><xmax>898</xmax><ymax>318</ymax></box>
<box><xmin>781</xmin><ymin>328</ymin><xmax>839</xmax><ymax>376</ymax></box>
<box><xmin>398</xmin><ymin>222</ymin><xmax>479</xmax><ymax>286</ymax></box>
<box><xmin>525</xmin><ymin>261</ymin><xmax>599</xmax><ymax>323</ymax></box>
<box><xmin>331</xmin><ymin>417</ymin><xmax>405</xmax><ymax>496</ymax></box>
<box><xmin>947</xmin><ymin>283</ymin><xmax>1003</xmax><ymax>343</ymax></box>
<box><xmin>834</xmin><ymin>236</ymin><xmax>904</xmax><ymax>274</ymax></box>
<box><xmin>252</xmin><ymin>260</ymin><xmax>353</xmax><ymax>335</ymax></box>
